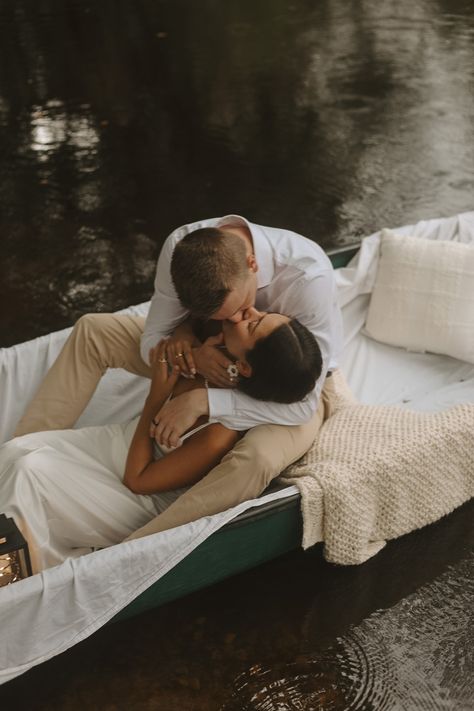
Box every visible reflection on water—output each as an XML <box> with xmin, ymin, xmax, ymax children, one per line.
<box><xmin>224</xmin><ymin>553</ymin><xmax>474</xmax><ymax>710</ymax></box>
<box><xmin>1</xmin><ymin>1</ymin><xmax>474</xmax><ymax>709</ymax></box>
<box><xmin>1</xmin><ymin>0</ymin><xmax>474</xmax><ymax>344</ymax></box>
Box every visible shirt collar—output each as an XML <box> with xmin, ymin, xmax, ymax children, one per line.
<box><xmin>216</xmin><ymin>214</ymin><xmax>274</xmax><ymax>289</ymax></box>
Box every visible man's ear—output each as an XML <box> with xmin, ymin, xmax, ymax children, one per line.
<box><xmin>247</xmin><ymin>253</ymin><xmax>259</xmax><ymax>273</ymax></box>
<box><xmin>237</xmin><ymin>360</ymin><xmax>252</xmax><ymax>378</ymax></box>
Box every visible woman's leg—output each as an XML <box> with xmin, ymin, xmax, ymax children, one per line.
<box><xmin>14</xmin><ymin>314</ymin><xmax>150</xmax><ymax>436</ymax></box>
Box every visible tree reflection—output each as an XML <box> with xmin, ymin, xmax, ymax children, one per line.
<box><xmin>0</xmin><ymin>0</ymin><xmax>473</xmax><ymax>344</ymax></box>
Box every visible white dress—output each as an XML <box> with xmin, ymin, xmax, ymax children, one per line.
<box><xmin>0</xmin><ymin>418</ymin><xmax>194</xmax><ymax>573</ymax></box>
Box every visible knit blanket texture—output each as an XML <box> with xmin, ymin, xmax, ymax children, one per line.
<box><xmin>282</xmin><ymin>372</ymin><xmax>474</xmax><ymax>564</ymax></box>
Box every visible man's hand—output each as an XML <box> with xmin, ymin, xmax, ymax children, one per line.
<box><xmin>193</xmin><ymin>334</ymin><xmax>237</xmax><ymax>388</ymax></box>
<box><xmin>152</xmin><ymin>389</ymin><xmax>209</xmax><ymax>449</ymax></box>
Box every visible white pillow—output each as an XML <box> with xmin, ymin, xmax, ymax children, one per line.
<box><xmin>364</xmin><ymin>229</ymin><xmax>474</xmax><ymax>363</ymax></box>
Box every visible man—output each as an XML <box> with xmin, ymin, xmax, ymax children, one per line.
<box><xmin>15</xmin><ymin>214</ymin><xmax>343</xmax><ymax>537</ymax></box>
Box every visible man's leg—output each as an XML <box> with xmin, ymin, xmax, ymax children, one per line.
<box><xmin>14</xmin><ymin>314</ymin><xmax>150</xmax><ymax>436</ymax></box>
<box><xmin>125</xmin><ymin>376</ymin><xmax>337</xmax><ymax>541</ymax></box>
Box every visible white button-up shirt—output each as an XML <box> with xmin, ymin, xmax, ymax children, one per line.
<box><xmin>141</xmin><ymin>215</ymin><xmax>343</xmax><ymax>430</ymax></box>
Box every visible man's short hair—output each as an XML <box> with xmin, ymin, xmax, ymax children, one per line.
<box><xmin>170</xmin><ymin>228</ymin><xmax>249</xmax><ymax>318</ymax></box>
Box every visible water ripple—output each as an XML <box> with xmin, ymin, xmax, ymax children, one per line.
<box><xmin>223</xmin><ymin>553</ymin><xmax>474</xmax><ymax>710</ymax></box>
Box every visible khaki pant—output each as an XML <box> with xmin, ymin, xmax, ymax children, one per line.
<box><xmin>15</xmin><ymin>313</ymin><xmax>336</xmax><ymax>539</ymax></box>
<box><xmin>14</xmin><ymin>314</ymin><xmax>151</xmax><ymax>435</ymax></box>
<box><xmin>126</xmin><ymin>376</ymin><xmax>335</xmax><ymax>540</ymax></box>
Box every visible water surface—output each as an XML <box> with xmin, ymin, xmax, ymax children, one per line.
<box><xmin>1</xmin><ymin>1</ymin><xmax>474</xmax><ymax>709</ymax></box>
<box><xmin>1</xmin><ymin>0</ymin><xmax>474</xmax><ymax>344</ymax></box>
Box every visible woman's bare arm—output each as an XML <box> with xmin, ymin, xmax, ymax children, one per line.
<box><xmin>124</xmin><ymin>423</ymin><xmax>239</xmax><ymax>495</ymax></box>
<box><xmin>124</xmin><ymin>339</ymin><xmax>182</xmax><ymax>492</ymax></box>
<box><xmin>123</xmin><ymin>339</ymin><xmax>240</xmax><ymax>495</ymax></box>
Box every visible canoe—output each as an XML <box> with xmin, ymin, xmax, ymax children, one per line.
<box><xmin>2</xmin><ymin>211</ymin><xmax>474</xmax><ymax>683</ymax></box>
<box><xmin>112</xmin><ymin>245</ymin><xmax>359</xmax><ymax>624</ymax></box>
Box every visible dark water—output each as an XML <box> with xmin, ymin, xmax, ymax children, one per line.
<box><xmin>2</xmin><ymin>499</ymin><xmax>473</xmax><ymax>710</ymax></box>
<box><xmin>223</xmin><ymin>550</ymin><xmax>474</xmax><ymax>710</ymax></box>
<box><xmin>1</xmin><ymin>0</ymin><xmax>474</xmax><ymax>346</ymax></box>
<box><xmin>1</xmin><ymin>1</ymin><xmax>474</xmax><ymax>708</ymax></box>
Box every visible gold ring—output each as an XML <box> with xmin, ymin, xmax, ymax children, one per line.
<box><xmin>158</xmin><ymin>358</ymin><xmax>167</xmax><ymax>363</ymax></box>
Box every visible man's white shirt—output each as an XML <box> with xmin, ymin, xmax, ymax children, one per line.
<box><xmin>141</xmin><ymin>215</ymin><xmax>343</xmax><ymax>430</ymax></box>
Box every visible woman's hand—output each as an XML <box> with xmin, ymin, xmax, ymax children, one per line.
<box><xmin>165</xmin><ymin>336</ymin><xmax>196</xmax><ymax>378</ymax></box>
<box><xmin>192</xmin><ymin>334</ymin><xmax>237</xmax><ymax>388</ymax></box>
<box><xmin>148</xmin><ymin>339</ymin><xmax>180</xmax><ymax>402</ymax></box>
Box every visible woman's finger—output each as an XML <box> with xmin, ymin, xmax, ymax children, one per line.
<box><xmin>168</xmin><ymin>364</ymin><xmax>181</xmax><ymax>387</ymax></box>
<box><xmin>212</xmin><ymin>350</ymin><xmax>232</xmax><ymax>368</ymax></box>
<box><xmin>149</xmin><ymin>411</ymin><xmax>160</xmax><ymax>437</ymax></box>
<box><xmin>174</xmin><ymin>341</ymin><xmax>191</xmax><ymax>375</ymax></box>
<box><xmin>165</xmin><ymin>340</ymin><xmax>175</xmax><ymax>364</ymax></box>
<box><xmin>182</xmin><ymin>343</ymin><xmax>196</xmax><ymax>376</ymax></box>
<box><xmin>210</xmin><ymin>367</ymin><xmax>234</xmax><ymax>388</ymax></box>
<box><xmin>154</xmin><ymin>341</ymin><xmax>167</xmax><ymax>372</ymax></box>
<box><xmin>168</xmin><ymin>340</ymin><xmax>186</xmax><ymax>374</ymax></box>
<box><xmin>205</xmin><ymin>333</ymin><xmax>224</xmax><ymax>347</ymax></box>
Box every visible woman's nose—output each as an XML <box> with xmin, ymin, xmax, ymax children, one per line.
<box><xmin>243</xmin><ymin>306</ymin><xmax>260</xmax><ymax>320</ymax></box>
<box><xmin>228</xmin><ymin>311</ymin><xmax>245</xmax><ymax>323</ymax></box>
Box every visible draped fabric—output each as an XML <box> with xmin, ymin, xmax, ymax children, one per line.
<box><xmin>1</xmin><ymin>211</ymin><xmax>474</xmax><ymax>683</ymax></box>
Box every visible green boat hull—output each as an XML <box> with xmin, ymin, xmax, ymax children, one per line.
<box><xmin>112</xmin><ymin>244</ymin><xmax>358</xmax><ymax>623</ymax></box>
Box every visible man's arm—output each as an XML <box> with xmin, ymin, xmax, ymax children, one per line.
<box><xmin>140</xmin><ymin>216</ymin><xmax>227</xmax><ymax>364</ymax></box>
<box><xmin>208</xmin><ymin>383</ymin><xmax>319</xmax><ymax>428</ymax></box>
<box><xmin>139</xmin><ymin>229</ymin><xmax>235</xmax><ymax>382</ymax></box>
<box><xmin>152</xmin><ymin>381</ymin><xmax>321</xmax><ymax>449</ymax></box>
<box><xmin>140</xmin><ymin>233</ymin><xmax>190</xmax><ymax>363</ymax></box>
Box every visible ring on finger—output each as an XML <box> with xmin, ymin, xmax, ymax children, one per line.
<box><xmin>227</xmin><ymin>363</ymin><xmax>239</xmax><ymax>379</ymax></box>
<box><xmin>175</xmin><ymin>352</ymin><xmax>184</xmax><ymax>358</ymax></box>
<box><xmin>158</xmin><ymin>358</ymin><xmax>167</xmax><ymax>363</ymax></box>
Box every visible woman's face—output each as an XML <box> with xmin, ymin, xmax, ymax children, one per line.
<box><xmin>222</xmin><ymin>307</ymin><xmax>290</xmax><ymax>362</ymax></box>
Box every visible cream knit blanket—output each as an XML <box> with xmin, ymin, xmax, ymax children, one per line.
<box><xmin>282</xmin><ymin>372</ymin><xmax>474</xmax><ymax>565</ymax></box>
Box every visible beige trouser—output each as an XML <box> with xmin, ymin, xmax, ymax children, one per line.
<box><xmin>125</xmin><ymin>376</ymin><xmax>335</xmax><ymax>540</ymax></box>
<box><xmin>14</xmin><ymin>314</ymin><xmax>151</xmax><ymax>435</ymax></box>
<box><xmin>14</xmin><ymin>313</ymin><xmax>336</xmax><ymax>540</ymax></box>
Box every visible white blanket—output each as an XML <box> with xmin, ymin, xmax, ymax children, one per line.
<box><xmin>1</xmin><ymin>210</ymin><xmax>474</xmax><ymax>683</ymax></box>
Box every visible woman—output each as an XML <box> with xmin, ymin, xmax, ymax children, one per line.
<box><xmin>0</xmin><ymin>309</ymin><xmax>322</xmax><ymax>574</ymax></box>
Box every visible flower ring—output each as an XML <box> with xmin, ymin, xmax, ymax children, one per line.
<box><xmin>227</xmin><ymin>363</ymin><xmax>239</xmax><ymax>380</ymax></box>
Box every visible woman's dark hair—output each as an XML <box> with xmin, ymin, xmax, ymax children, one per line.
<box><xmin>237</xmin><ymin>319</ymin><xmax>323</xmax><ymax>403</ymax></box>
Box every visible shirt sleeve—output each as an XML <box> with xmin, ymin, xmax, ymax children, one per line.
<box><xmin>207</xmin><ymin>382</ymin><xmax>321</xmax><ymax>430</ymax></box>
<box><xmin>140</xmin><ymin>233</ymin><xmax>189</xmax><ymax>364</ymax></box>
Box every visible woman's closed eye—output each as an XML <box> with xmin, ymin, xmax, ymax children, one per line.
<box><xmin>248</xmin><ymin>315</ymin><xmax>267</xmax><ymax>334</ymax></box>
